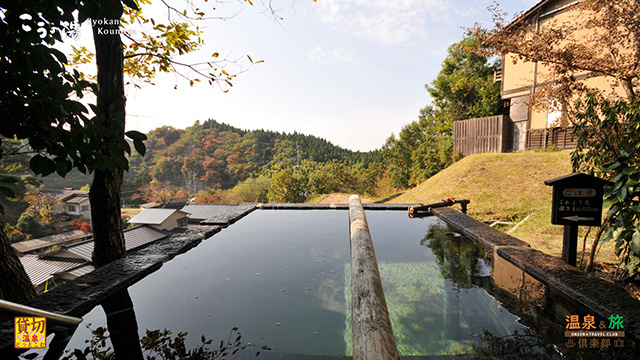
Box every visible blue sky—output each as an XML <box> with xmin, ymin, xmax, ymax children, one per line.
<box><xmin>68</xmin><ymin>0</ymin><xmax>538</xmax><ymax>152</ymax></box>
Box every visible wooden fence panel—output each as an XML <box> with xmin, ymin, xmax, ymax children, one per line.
<box><xmin>526</xmin><ymin>127</ymin><xmax>576</xmax><ymax>150</ymax></box>
<box><xmin>454</xmin><ymin>115</ymin><xmax>510</xmax><ymax>156</ymax></box>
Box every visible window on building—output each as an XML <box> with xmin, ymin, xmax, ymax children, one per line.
<box><xmin>547</xmin><ymin>106</ymin><xmax>562</xmax><ymax>127</ymax></box>
<box><xmin>67</xmin><ymin>205</ymin><xmax>76</xmax><ymax>212</ymax></box>
<box><xmin>81</xmin><ymin>205</ymin><xmax>90</xmax><ymax>212</ymax></box>
<box><xmin>178</xmin><ymin>218</ymin><xmax>188</xmax><ymax>228</ymax></box>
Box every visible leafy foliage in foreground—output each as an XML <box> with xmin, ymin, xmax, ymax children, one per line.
<box><xmin>572</xmin><ymin>95</ymin><xmax>640</xmax><ymax>279</ymax></box>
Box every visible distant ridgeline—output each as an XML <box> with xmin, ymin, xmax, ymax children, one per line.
<box><xmin>33</xmin><ymin>119</ymin><xmax>383</xmax><ymax>202</ymax></box>
<box><xmin>109</xmin><ymin>119</ymin><xmax>382</xmax><ymax>193</ymax></box>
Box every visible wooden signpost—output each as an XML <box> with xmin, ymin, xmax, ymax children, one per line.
<box><xmin>544</xmin><ymin>173</ymin><xmax>613</xmax><ymax>266</ymax></box>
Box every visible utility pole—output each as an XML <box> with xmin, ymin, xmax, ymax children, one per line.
<box><xmin>295</xmin><ymin>142</ymin><xmax>301</xmax><ymax>179</ymax></box>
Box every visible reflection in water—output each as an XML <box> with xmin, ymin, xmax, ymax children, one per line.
<box><xmin>471</xmin><ymin>329</ymin><xmax>563</xmax><ymax>359</ymax></box>
<box><xmin>421</xmin><ymin>224</ymin><xmax>490</xmax><ymax>291</ymax></box>
<box><xmin>422</xmin><ymin>224</ymin><xmax>640</xmax><ymax>359</ymax></box>
<box><xmin>344</xmin><ymin>216</ymin><xmax>529</xmax><ymax>356</ymax></box>
<box><xmin>316</xmin><ymin>275</ymin><xmax>347</xmax><ymax>314</ymax></box>
<box><xmin>470</xmin><ymin>328</ymin><xmax>639</xmax><ymax>360</ymax></box>
<box><xmin>61</xmin><ymin>288</ymin><xmax>268</xmax><ymax>359</ymax></box>
<box><xmin>100</xmin><ymin>289</ymin><xmax>143</xmax><ymax>360</ymax></box>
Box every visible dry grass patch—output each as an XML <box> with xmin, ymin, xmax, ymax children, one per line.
<box><xmin>389</xmin><ymin>151</ymin><xmax>573</xmax><ymax>220</ymax></box>
<box><xmin>121</xmin><ymin>207</ymin><xmax>142</xmax><ymax>217</ymax></box>
<box><xmin>385</xmin><ymin>151</ymin><xmax>620</xmax><ymax>265</ymax></box>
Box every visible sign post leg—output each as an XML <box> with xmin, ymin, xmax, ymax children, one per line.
<box><xmin>563</xmin><ymin>224</ymin><xmax>579</xmax><ymax>266</ymax></box>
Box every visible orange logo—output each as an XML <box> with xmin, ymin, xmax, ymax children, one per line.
<box><xmin>14</xmin><ymin>317</ymin><xmax>46</xmax><ymax>349</ymax></box>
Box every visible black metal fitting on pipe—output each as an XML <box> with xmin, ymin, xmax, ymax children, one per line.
<box><xmin>408</xmin><ymin>198</ymin><xmax>470</xmax><ymax>218</ymax></box>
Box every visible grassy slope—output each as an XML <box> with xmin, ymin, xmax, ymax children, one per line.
<box><xmin>388</xmin><ymin>151</ymin><xmax>617</xmax><ymax>263</ymax></box>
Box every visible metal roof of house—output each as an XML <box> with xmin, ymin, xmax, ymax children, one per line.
<box><xmin>65</xmin><ymin>195</ymin><xmax>90</xmax><ymax>204</ymax></box>
<box><xmin>19</xmin><ymin>226</ymin><xmax>169</xmax><ymax>290</ymax></box>
<box><xmin>140</xmin><ymin>198</ymin><xmax>190</xmax><ymax>209</ymax></box>
<box><xmin>62</xmin><ymin>225</ymin><xmax>169</xmax><ymax>261</ymax></box>
<box><xmin>181</xmin><ymin>204</ymin><xmax>256</xmax><ymax>225</ymax></box>
<box><xmin>19</xmin><ymin>255</ymin><xmax>86</xmax><ymax>287</ymax></box>
<box><xmin>11</xmin><ymin>230</ymin><xmax>92</xmax><ymax>255</ymax></box>
<box><xmin>47</xmin><ymin>189</ymin><xmax>89</xmax><ymax>203</ymax></box>
<box><xmin>129</xmin><ymin>208</ymin><xmax>189</xmax><ymax>225</ymax></box>
<box><xmin>66</xmin><ymin>264</ymin><xmax>95</xmax><ymax>277</ymax></box>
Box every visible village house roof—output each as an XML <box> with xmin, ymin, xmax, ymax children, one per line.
<box><xmin>40</xmin><ymin>188</ymin><xmax>89</xmax><ymax>203</ymax></box>
<box><xmin>140</xmin><ymin>198</ymin><xmax>190</xmax><ymax>209</ymax></box>
<box><xmin>19</xmin><ymin>255</ymin><xmax>87</xmax><ymax>288</ymax></box>
<box><xmin>11</xmin><ymin>230</ymin><xmax>92</xmax><ymax>255</ymax></box>
<box><xmin>19</xmin><ymin>225</ymin><xmax>170</xmax><ymax>290</ymax></box>
<box><xmin>62</xmin><ymin>225</ymin><xmax>170</xmax><ymax>261</ymax></box>
<box><xmin>64</xmin><ymin>195</ymin><xmax>90</xmax><ymax>204</ymax></box>
<box><xmin>129</xmin><ymin>208</ymin><xmax>189</xmax><ymax>225</ymax></box>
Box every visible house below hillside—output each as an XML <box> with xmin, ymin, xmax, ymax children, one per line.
<box><xmin>128</xmin><ymin>208</ymin><xmax>189</xmax><ymax>230</ymax></box>
<box><xmin>41</xmin><ymin>188</ymin><xmax>91</xmax><ymax>220</ymax></box>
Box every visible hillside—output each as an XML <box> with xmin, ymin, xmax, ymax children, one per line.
<box><xmin>123</xmin><ymin>119</ymin><xmax>383</xmax><ymax>189</ymax></box>
<box><xmin>387</xmin><ymin>151</ymin><xmax>619</xmax><ymax>263</ymax></box>
<box><xmin>35</xmin><ymin>119</ymin><xmax>385</xmax><ymax>202</ymax></box>
<box><xmin>389</xmin><ymin>151</ymin><xmax>572</xmax><ymax>219</ymax></box>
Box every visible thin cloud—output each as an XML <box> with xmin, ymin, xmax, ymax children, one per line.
<box><xmin>314</xmin><ymin>0</ymin><xmax>482</xmax><ymax>45</ymax></box>
<box><xmin>308</xmin><ymin>45</ymin><xmax>358</xmax><ymax>64</ymax></box>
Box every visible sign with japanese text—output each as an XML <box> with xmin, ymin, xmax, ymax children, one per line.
<box><xmin>14</xmin><ymin>317</ymin><xmax>46</xmax><ymax>349</ymax></box>
<box><xmin>545</xmin><ymin>173</ymin><xmax>612</xmax><ymax>227</ymax></box>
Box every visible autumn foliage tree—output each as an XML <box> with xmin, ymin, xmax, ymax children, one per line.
<box><xmin>134</xmin><ymin>180</ymin><xmax>188</xmax><ymax>207</ymax></box>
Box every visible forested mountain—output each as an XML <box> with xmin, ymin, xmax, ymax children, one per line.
<box><xmin>119</xmin><ymin>119</ymin><xmax>384</xmax><ymax>202</ymax></box>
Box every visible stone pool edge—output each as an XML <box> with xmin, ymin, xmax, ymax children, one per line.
<box><xmin>432</xmin><ymin>206</ymin><xmax>640</xmax><ymax>342</ymax></box>
<box><xmin>0</xmin><ymin>226</ymin><xmax>221</xmax><ymax>352</ymax></box>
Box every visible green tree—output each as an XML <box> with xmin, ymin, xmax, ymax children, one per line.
<box><xmin>1</xmin><ymin>0</ymin><xmax>95</xmax><ymax>301</ymax></box>
<box><xmin>232</xmin><ymin>176</ymin><xmax>270</xmax><ymax>203</ymax></box>
<box><xmin>426</xmin><ymin>33</ymin><xmax>504</xmax><ymax>124</ymax></box>
<box><xmin>572</xmin><ymin>96</ymin><xmax>640</xmax><ymax>278</ymax></box>
<box><xmin>308</xmin><ymin>161</ymin><xmax>354</xmax><ymax>195</ymax></box>
<box><xmin>68</xmin><ymin>0</ymin><xmax>259</xmax><ymax>267</ymax></box>
<box><xmin>267</xmin><ymin>169</ymin><xmax>309</xmax><ymax>203</ymax></box>
<box><xmin>16</xmin><ymin>211</ymin><xmax>44</xmax><ymax>239</ymax></box>
<box><xmin>383</xmin><ymin>34</ymin><xmax>502</xmax><ymax>189</ymax></box>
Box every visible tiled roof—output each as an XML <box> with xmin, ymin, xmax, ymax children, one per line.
<box><xmin>52</xmin><ymin>189</ymin><xmax>89</xmax><ymax>202</ymax></box>
<box><xmin>11</xmin><ymin>240</ymin><xmax>53</xmax><ymax>255</ymax></box>
<box><xmin>19</xmin><ymin>255</ymin><xmax>86</xmax><ymax>287</ymax></box>
<box><xmin>129</xmin><ymin>209</ymin><xmax>188</xmax><ymax>225</ymax></box>
<box><xmin>181</xmin><ymin>204</ymin><xmax>256</xmax><ymax>225</ymax></box>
